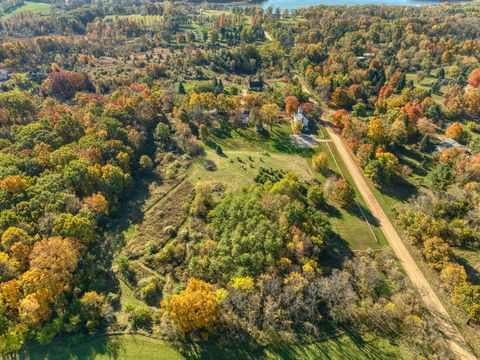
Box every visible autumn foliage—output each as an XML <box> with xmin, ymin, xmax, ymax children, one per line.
<box><xmin>284</xmin><ymin>96</ymin><xmax>299</xmax><ymax>115</ymax></box>
<box><xmin>161</xmin><ymin>278</ymin><xmax>219</xmax><ymax>338</ymax></box>
<box><xmin>40</xmin><ymin>71</ymin><xmax>95</xmax><ymax>99</ymax></box>
<box><xmin>467</xmin><ymin>68</ymin><xmax>480</xmax><ymax>88</ymax></box>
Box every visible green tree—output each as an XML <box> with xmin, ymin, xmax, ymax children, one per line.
<box><xmin>312</xmin><ymin>152</ymin><xmax>329</xmax><ymax>173</ymax></box>
<box><xmin>53</xmin><ymin>214</ymin><xmax>97</xmax><ymax>244</ymax></box>
<box><xmin>426</xmin><ymin>163</ymin><xmax>454</xmax><ymax>191</ymax></box>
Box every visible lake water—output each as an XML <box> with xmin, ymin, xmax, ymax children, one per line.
<box><xmin>260</xmin><ymin>0</ymin><xmax>461</xmax><ymax>9</ymax></box>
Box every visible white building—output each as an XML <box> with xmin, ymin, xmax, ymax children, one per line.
<box><xmin>435</xmin><ymin>138</ymin><xmax>469</xmax><ymax>153</ymax></box>
<box><xmin>293</xmin><ymin>108</ymin><xmax>309</xmax><ymax>131</ymax></box>
<box><xmin>0</xmin><ymin>69</ymin><xmax>10</xmax><ymax>82</ymax></box>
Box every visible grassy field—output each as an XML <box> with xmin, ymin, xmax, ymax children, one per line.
<box><xmin>189</xmin><ymin>122</ymin><xmax>385</xmax><ymax>251</ymax></box>
<box><xmin>190</xmin><ymin>148</ymin><xmax>314</xmax><ymax>190</ymax></box>
<box><xmin>315</xmin><ymin>124</ymin><xmax>387</xmax><ymax>250</ymax></box>
<box><xmin>200</xmin><ymin>9</ymin><xmax>234</xmax><ymax>17</ymax></box>
<box><xmin>104</xmin><ymin>14</ymin><xmax>162</xmax><ymax>21</ymax></box>
<box><xmin>405</xmin><ymin>72</ymin><xmax>446</xmax><ymax>104</ymax></box>
<box><xmin>1</xmin><ymin>1</ymin><xmax>50</xmax><ymax>19</ymax></box>
<box><xmin>23</xmin><ymin>333</ymin><xmax>408</xmax><ymax>360</ymax></box>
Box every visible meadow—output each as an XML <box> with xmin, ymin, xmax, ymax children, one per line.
<box><xmin>23</xmin><ymin>333</ymin><xmax>408</xmax><ymax>360</ymax></box>
<box><xmin>1</xmin><ymin>1</ymin><xmax>50</xmax><ymax>19</ymax></box>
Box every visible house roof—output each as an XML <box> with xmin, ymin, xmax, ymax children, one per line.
<box><xmin>249</xmin><ymin>80</ymin><xmax>263</xmax><ymax>88</ymax></box>
<box><xmin>436</xmin><ymin>137</ymin><xmax>469</xmax><ymax>152</ymax></box>
<box><xmin>440</xmin><ymin>138</ymin><xmax>464</xmax><ymax>148</ymax></box>
<box><xmin>294</xmin><ymin>112</ymin><xmax>308</xmax><ymax>122</ymax></box>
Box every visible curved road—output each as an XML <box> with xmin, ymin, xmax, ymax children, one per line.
<box><xmin>326</xmin><ymin>126</ymin><xmax>476</xmax><ymax>360</ymax></box>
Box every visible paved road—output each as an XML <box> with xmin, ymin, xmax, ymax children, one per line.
<box><xmin>326</xmin><ymin>126</ymin><xmax>476</xmax><ymax>360</ymax></box>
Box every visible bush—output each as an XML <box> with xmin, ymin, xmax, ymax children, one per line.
<box><xmin>352</xmin><ymin>102</ymin><xmax>367</xmax><ymax>116</ymax></box>
<box><xmin>128</xmin><ymin>306</ymin><xmax>153</xmax><ymax>330</ymax></box>
<box><xmin>307</xmin><ymin>185</ymin><xmax>325</xmax><ymax>209</ymax></box>
<box><xmin>137</xmin><ymin>276</ymin><xmax>164</xmax><ymax>302</ymax></box>
<box><xmin>204</xmin><ymin>160</ymin><xmax>217</xmax><ymax>171</ymax></box>
<box><xmin>328</xmin><ymin>178</ymin><xmax>355</xmax><ymax>208</ymax></box>
<box><xmin>422</xmin><ymin>236</ymin><xmax>452</xmax><ymax>271</ymax></box>
<box><xmin>312</xmin><ymin>152</ymin><xmax>329</xmax><ymax>173</ymax></box>
<box><xmin>163</xmin><ymin>225</ymin><xmax>177</xmax><ymax>238</ymax></box>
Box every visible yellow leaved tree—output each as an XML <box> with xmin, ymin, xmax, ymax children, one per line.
<box><xmin>161</xmin><ymin>278</ymin><xmax>219</xmax><ymax>339</ymax></box>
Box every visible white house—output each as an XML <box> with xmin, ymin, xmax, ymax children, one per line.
<box><xmin>0</xmin><ymin>69</ymin><xmax>10</xmax><ymax>82</ymax></box>
<box><xmin>293</xmin><ymin>108</ymin><xmax>309</xmax><ymax>131</ymax></box>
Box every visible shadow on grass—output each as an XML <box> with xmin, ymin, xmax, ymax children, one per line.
<box><xmin>320</xmin><ymin>232</ymin><xmax>354</xmax><ymax>269</ymax></box>
<box><xmin>455</xmin><ymin>255</ymin><xmax>480</xmax><ymax>285</ymax></box>
<box><xmin>323</xmin><ymin>203</ymin><xmax>342</xmax><ymax>219</ymax></box>
<box><xmin>270</xmin><ymin>128</ymin><xmax>315</xmax><ymax>156</ymax></box>
<box><xmin>182</xmin><ymin>329</ymin><xmax>400</xmax><ymax>360</ymax></box>
<box><xmin>211</xmin><ymin>124</ymin><xmax>234</xmax><ymax>139</ymax></box>
<box><xmin>377</xmin><ymin>178</ymin><xmax>418</xmax><ymax>203</ymax></box>
<box><xmin>19</xmin><ymin>334</ymin><xmax>115</xmax><ymax>360</ymax></box>
<box><xmin>344</xmin><ymin>203</ymin><xmax>381</xmax><ymax>230</ymax></box>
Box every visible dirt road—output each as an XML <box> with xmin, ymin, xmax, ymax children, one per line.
<box><xmin>326</xmin><ymin>127</ymin><xmax>476</xmax><ymax>360</ymax></box>
<box><xmin>293</xmin><ymin>72</ymin><xmax>476</xmax><ymax>358</ymax></box>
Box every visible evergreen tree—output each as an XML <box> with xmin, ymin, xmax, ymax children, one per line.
<box><xmin>178</xmin><ymin>82</ymin><xmax>185</xmax><ymax>94</ymax></box>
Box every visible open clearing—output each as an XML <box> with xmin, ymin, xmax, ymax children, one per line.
<box><xmin>197</xmin><ymin>123</ymin><xmax>385</xmax><ymax>250</ymax></box>
<box><xmin>23</xmin><ymin>333</ymin><xmax>408</xmax><ymax>360</ymax></box>
<box><xmin>1</xmin><ymin>1</ymin><xmax>50</xmax><ymax>18</ymax></box>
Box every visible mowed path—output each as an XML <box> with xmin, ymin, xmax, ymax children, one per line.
<box><xmin>326</xmin><ymin>126</ymin><xmax>476</xmax><ymax>360</ymax></box>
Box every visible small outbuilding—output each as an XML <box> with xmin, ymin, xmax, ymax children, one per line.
<box><xmin>435</xmin><ymin>138</ymin><xmax>469</xmax><ymax>153</ymax></box>
<box><xmin>248</xmin><ymin>80</ymin><xmax>263</xmax><ymax>92</ymax></box>
<box><xmin>0</xmin><ymin>69</ymin><xmax>10</xmax><ymax>82</ymax></box>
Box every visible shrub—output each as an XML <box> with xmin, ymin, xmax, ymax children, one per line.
<box><xmin>307</xmin><ymin>185</ymin><xmax>325</xmax><ymax>209</ymax></box>
<box><xmin>312</xmin><ymin>152</ymin><xmax>329</xmax><ymax>173</ymax></box>
<box><xmin>137</xmin><ymin>276</ymin><xmax>164</xmax><ymax>302</ymax></box>
<box><xmin>128</xmin><ymin>306</ymin><xmax>153</xmax><ymax>330</ymax></box>
<box><xmin>422</xmin><ymin>236</ymin><xmax>452</xmax><ymax>271</ymax></box>
<box><xmin>163</xmin><ymin>225</ymin><xmax>177</xmax><ymax>238</ymax></box>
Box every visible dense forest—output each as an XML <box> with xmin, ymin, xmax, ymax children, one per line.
<box><xmin>0</xmin><ymin>0</ymin><xmax>479</xmax><ymax>358</ymax></box>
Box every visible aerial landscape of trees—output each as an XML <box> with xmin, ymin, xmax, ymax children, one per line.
<box><xmin>0</xmin><ymin>0</ymin><xmax>479</xmax><ymax>358</ymax></box>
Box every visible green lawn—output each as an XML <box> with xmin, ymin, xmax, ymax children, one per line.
<box><xmin>405</xmin><ymin>72</ymin><xmax>446</xmax><ymax>104</ymax></box>
<box><xmin>189</xmin><ymin>148</ymin><xmax>314</xmax><ymax>190</ymax></box>
<box><xmin>316</xmin><ymin>124</ymin><xmax>387</xmax><ymax>250</ymax></box>
<box><xmin>23</xmin><ymin>333</ymin><xmax>408</xmax><ymax>360</ymax></box>
<box><xmin>200</xmin><ymin>9</ymin><xmax>234</xmax><ymax>17</ymax></box>
<box><xmin>1</xmin><ymin>1</ymin><xmax>50</xmax><ymax>19</ymax></box>
<box><xmin>104</xmin><ymin>14</ymin><xmax>162</xmax><ymax>21</ymax></box>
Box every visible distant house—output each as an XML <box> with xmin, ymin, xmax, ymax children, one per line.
<box><xmin>0</xmin><ymin>69</ymin><xmax>10</xmax><ymax>82</ymax></box>
<box><xmin>435</xmin><ymin>138</ymin><xmax>469</xmax><ymax>153</ymax></box>
<box><xmin>240</xmin><ymin>110</ymin><xmax>249</xmax><ymax>124</ymax></box>
<box><xmin>249</xmin><ymin>80</ymin><xmax>263</xmax><ymax>92</ymax></box>
<box><xmin>28</xmin><ymin>70</ymin><xmax>46</xmax><ymax>83</ymax></box>
<box><xmin>357</xmin><ymin>53</ymin><xmax>375</xmax><ymax>62</ymax></box>
<box><xmin>293</xmin><ymin>108</ymin><xmax>309</xmax><ymax>131</ymax></box>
